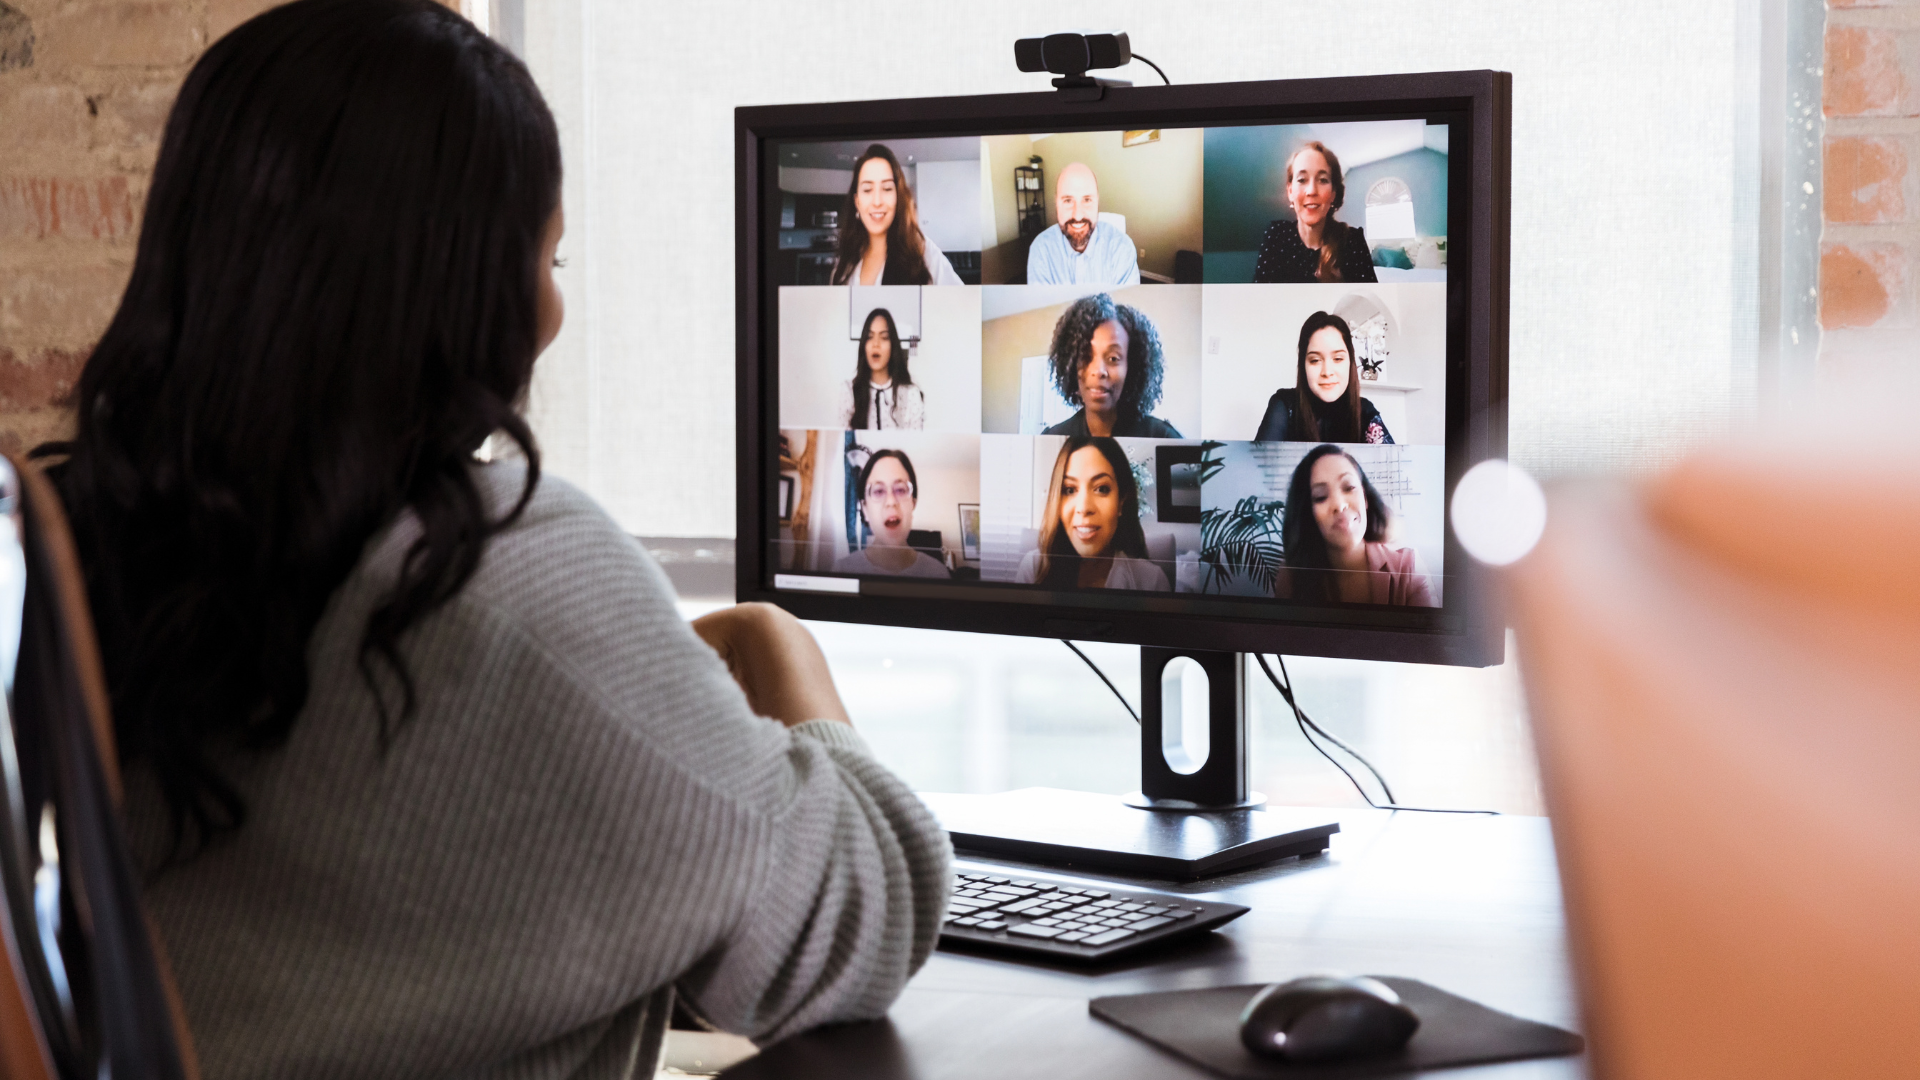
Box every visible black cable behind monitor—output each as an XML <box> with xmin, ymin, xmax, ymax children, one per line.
<box><xmin>1061</xmin><ymin>640</ymin><xmax>1140</xmax><ymax>725</ymax></box>
<box><xmin>1130</xmin><ymin>54</ymin><xmax>1170</xmax><ymax>85</ymax></box>
<box><xmin>1256</xmin><ymin>654</ymin><xmax>1500</xmax><ymax>816</ymax></box>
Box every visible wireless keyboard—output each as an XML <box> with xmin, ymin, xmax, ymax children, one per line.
<box><xmin>939</xmin><ymin>869</ymin><xmax>1249</xmax><ymax>962</ymax></box>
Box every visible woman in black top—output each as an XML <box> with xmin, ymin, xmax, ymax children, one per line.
<box><xmin>1041</xmin><ymin>292</ymin><xmax>1183</xmax><ymax>439</ymax></box>
<box><xmin>1253</xmin><ymin>311</ymin><xmax>1394</xmax><ymax>444</ymax></box>
<box><xmin>1251</xmin><ymin>141</ymin><xmax>1378</xmax><ymax>284</ymax></box>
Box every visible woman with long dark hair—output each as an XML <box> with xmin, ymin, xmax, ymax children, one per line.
<box><xmin>829</xmin><ymin>143</ymin><xmax>964</xmax><ymax>286</ymax></box>
<box><xmin>1015</xmin><ymin>435</ymin><xmax>1168</xmax><ymax>591</ymax></box>
<box><xmin>1251</xmin><ymin>141</ymin><xmax>1379</xmax><ymax>284</ymax></box>
<box><xmin>1253</xmin><ymin>310</ymin><xmax>1395</xmax><ymax>443</ymax></box>
<box><xmin>1041</xmin><ymin>292</ymin><xmax>1183</xmax><ymax>439</ymax></box>
<box><xmin>1275</xmin><ymin>445</ymin><xmax>1434</xmax><ymax>606</ymax></box>
<box><xmin>840</xmin><ymin>307</ymin><xmax>924</xmax><ymax>429</ymax></box>
<box><xmin>43</xmin><ymin>2</ymin><xmax>949</xmax><ymax>1074</ymax></box>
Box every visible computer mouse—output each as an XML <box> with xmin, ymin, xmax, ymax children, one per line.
<box><xmin>1237</xmin><ymin>974</ymin><xmax>1420</xmax><ymax>1062</ymax></box>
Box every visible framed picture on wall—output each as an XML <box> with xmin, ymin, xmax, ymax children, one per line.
<box><xmin>778</xmin><ymin>474</ymin><xmax>797</xmax><ymax>523</ymax></box>
<box><xmin>957</xmin><ymin>503</ymin><xmax>981</xmax><ymax>561</ymax></box>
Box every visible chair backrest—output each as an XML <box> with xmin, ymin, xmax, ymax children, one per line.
<box><xmin>0</xmin><ymin>454</ymin><xmax>198</xmax><ymax>1080</ymax></box>
<box><xmin>1097</xmin><ymin>211</ymin><xmax>1127</xmax><ymax>236</ymax></box>
<box><xmin>1510</xmin><ymin>448</ymin><xmax>1920</xmax><ymax>1079</ymax></box>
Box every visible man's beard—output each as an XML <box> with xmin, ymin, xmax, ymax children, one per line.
<box><xmin>1063</xmin><ymin>217</ymin><xmax>1094</xmax><ymax>253</ymax></box>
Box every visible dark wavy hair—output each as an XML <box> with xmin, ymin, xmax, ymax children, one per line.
<box><xmin>1033</xmin><ymin>435</ymin><xmax>1148</xmax><ymax>588</ymax></box>
<box><xmin>1285</xmin><ymin>140</ymin><xmax>1360</xmax><ymax>283</ymax></box>
<box><xmin>849</xmin><ymin>308</ymin><xmax>911</xmax><ymax>429</ymax></box>
<box><xmin>1280</xmin><ymin>444</ymin><xmax>1389</xmax><ymax>603</ymax></box>
<box><xmin>830</xmin><ymin>144</ymin><xmax>931</xmax><ymax>286</ymax></box>
<box><xmin>1290</xmin><ymin>311</ymin><xmax>1363</xmax><ymax>442</ymax></box>
<box><xmin>36</xmin><ymin>0</ymin><xmax>561</xmax><ymax>859</ymax></box>
<box><xmin>1047</xmin><ymin>293</ymin><xmax>1164</xmax><ymax>425</ymax></box>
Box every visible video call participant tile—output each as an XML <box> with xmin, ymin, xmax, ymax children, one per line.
<box><xmin>774</xmin><ymin>429</ymin><xmax>981</xmax><ymax>580</ymax></box>
<box><xmin>1203</xmin><ymin>119</ymin><xmax>1450</xmax><ymax>285</ymax></box>
<box><xmin>778</xmin><ymin>285</ymin><xmax>983</xmax><ymax>433</ymax></box>
<box><xmin>1196</xmin><ymin>440</ymin><xmax>1444</xmax><ymax>607</ymax></box>
<box><xmin>1199</xmin><ymin>282</ymin><xmax>1447</xmax><ymax>445</ymax></box>
<box><xmin>980</xmin><ymin>285</ymin><xmax>1200</xmax><ymax>439</ymax></box>
<box><xmin>978</xmin><ymin>128</ymin><xmax>1203</xmax><ymax>287</ymax></box>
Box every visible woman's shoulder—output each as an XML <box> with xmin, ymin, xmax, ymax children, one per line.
<box><xmin>1042</xmin><ymin>411</ymin><xmax>1087</xmax><ymax>437</ymax></box>
<box><xmin>1254</xmin><ymin>393</ymin><xmax>1293</xmax><ymax>442</ymax></box>
<box><xmin>447</xmin><ymin>463</ymin><xmax>677</xmax><ymax>628</ymax></box>
<box><xmin>1112</xmin><ymin>552</ymin><xmax>1170</xmax><ymax>592</ymax></box>
<box><xmin>1126</xmin><ymin>415</ymin><xmax>1184</xmax><ymax>439</ymax></box>
<box><xmin>1014</xmin><ymin>549</ymin><xmax>1042</xmax><ymax>583</ymax></box>
<box><xmin>1367</xmin><ymin>542</ymin><xmax>1418</xmax><ymax>575</ymax></box>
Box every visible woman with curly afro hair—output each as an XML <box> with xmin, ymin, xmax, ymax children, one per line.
<box><xmin>1041</xmin><ymin>292</ymin><xmax>1183</xmax><ymax>438</ymax></box>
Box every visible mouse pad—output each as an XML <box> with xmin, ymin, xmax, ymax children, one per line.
<box><xmin>1090</xmin><ymin>977</ymin><xmax>1584</xmax><ymax>1079</ymax></box>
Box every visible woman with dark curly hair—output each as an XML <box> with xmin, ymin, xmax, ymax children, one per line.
<box><xmin>1253</xmin><ymin>310</ymin><xmax>1395</xmax><ymax>443</ymax></box>
<box><xmin>1041</xmin><ymin>292</ymin><xmax>1183</xmax><ymax>438</ymax></box>
<box><xmin>1015</xmin><ymin>435</ymin><xmax>1169</xmax><ymax>591</ymax></box>
<box><xmin>1251</xmin><ymin>141</ymin><xmax>1379</xmax><ymax>285</ymax></box>
<box><xmin>1275</xmin><ymin>445</ymin><xmax>1434</xmax><ymax>606</ymax></box>
<box><xmin>40</xmin><ymin>2</ymin><xmax>949</xmax><ymax>1074</ymax></box>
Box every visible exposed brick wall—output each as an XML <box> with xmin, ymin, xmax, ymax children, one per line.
<box><xmin>1823</xmin><ymin>0</ymin><xmax>1920</xmax><ymax>366</ymax></box>
<box><xmin>0</xmin><ymin>0</ymin><xmax>461</xmax><ymax>455</ymax></box>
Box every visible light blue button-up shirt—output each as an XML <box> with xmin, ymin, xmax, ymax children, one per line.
<box><xmin>1025</xmin><ymin>221</ymin><xmax>1141</xmax><ymax>286</ymax></box>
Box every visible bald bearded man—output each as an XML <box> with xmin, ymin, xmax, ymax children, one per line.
<box><xmin>1025</xmin><ymin>162</ymin><xmax>1142</xmax><ymax>286</ymax></box>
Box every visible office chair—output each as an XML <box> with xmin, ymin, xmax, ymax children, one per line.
<box><xmin>1510</xmin><ymin>447</ymin><xmax>1920</xmax><ymax>1079</ymax></box>
<box><xmin>0</xmin><ymin>454</ymin><xmax>199</xmax><ymax>1080</ymax></box>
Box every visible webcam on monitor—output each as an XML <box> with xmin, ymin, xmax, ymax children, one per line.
<box><xmin>1014</xmin><ymin>31</ymin><xmax>1132</xmax><ymax>90</ymax></box>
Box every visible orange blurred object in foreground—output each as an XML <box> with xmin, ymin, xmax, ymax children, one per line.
<box><xmin>1509</xmin><ymin>449</ymin><xmax>1920</xmax><ymax>1080</ymax></box>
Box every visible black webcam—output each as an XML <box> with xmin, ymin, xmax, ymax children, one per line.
<box><xmin>1015</xmin><ymin>32</ymin><xmax>1132</xmax><ymax>94</ymax></box>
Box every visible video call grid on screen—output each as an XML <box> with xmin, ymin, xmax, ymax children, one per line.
<box><xmin>762</xmin><ymin>114</ymin><xmax>1463</xmax><ymax>617</ymax></box>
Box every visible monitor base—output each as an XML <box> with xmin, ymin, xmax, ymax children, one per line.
<box><xmin>918</xmin><ymin>787</ymin><xmax>1340</xmax><ymax>882</ymax></box>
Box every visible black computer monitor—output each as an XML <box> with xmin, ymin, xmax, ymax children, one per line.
<box><xmin>736</xmin><ymin>71</ymin><xmax>1510</xmax><ymax>672</ymax></box>
<box><xmin>736</xmin><ymin>70</ymin><xmax>1511</xmax><ymax>875</ymax></box>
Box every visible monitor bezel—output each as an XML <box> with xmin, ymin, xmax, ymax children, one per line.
<box><xmin>735</xmin><ymin>70</ymin><xmax>1510</xmax><ymax>667</ymax></box>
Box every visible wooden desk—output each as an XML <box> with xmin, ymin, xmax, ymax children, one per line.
<box><xmin>723</xmin><ymin>809</ymin><xmax>1585</xmax><ymax>1079</ymax></box>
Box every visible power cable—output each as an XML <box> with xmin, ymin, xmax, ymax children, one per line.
<box><xmin>1131</xmin><ymin>54</ymin><xmax>1171</xmax><ymax>85</ymax></box>
<box><xmin>1060</xmin><ymin>641</ymin><xmax>1140</xmax><ymax>725</ymax></box>
<box><xmin>1255</xmin><ymin>653</ymin><xmax>1499</xmax><ymax>816</ymax></box>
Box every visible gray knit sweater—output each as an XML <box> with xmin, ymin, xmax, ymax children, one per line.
<box><xmin>123</xmin><ymin>463</ymin><xmax>952</xmax><ymax>1079</ymax></box>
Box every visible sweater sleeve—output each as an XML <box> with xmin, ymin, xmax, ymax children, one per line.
<box><xmin>460</xmin><ymin>478</ymin><xmax>952</xmax><ymax>1045</ymax></box>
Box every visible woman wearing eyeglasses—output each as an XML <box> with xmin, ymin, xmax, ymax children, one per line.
<box><xmin>834</xmin><ymin>449</ymin><xmax>951</xmax><ymax>577</ymax></box>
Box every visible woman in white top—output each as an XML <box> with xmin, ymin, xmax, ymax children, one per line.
<box><xmin>840</xmin><ymin>307</ymin><xmax>925</xmax><ymax>429</ymax></box>
<box><xmin>1015</xmin><ymin>435</ymin><xmax>1170</xmax><ymax>591</ymax></box>
<box><xmin>830</xmin><ymin>143</ymin><xmax>964</xmax><ymax>286</ymax></box>
<box><xmin>833</xmin><ymin>450</ymin><xmax>951</xmax><ymax>578</ymax></box>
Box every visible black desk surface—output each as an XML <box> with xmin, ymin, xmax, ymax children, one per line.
<box><xmin>723</xmin><ymin>808</ymin><xmax>1587</xmax><ymax>1079</ymax></box>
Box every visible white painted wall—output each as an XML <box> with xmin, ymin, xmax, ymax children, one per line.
<box><xmin>520</xmin><ymin>0</ymin><xmax>1743</xmax><ymax>536</ymax></box>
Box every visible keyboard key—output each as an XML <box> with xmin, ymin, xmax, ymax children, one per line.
<box><xmin>1138</xmin><ymin>906</ymin><xmax>1170</xmax><ymax>917</ymax></box>
<box><xmin>975</xmin><ymin>920</ymin><xmax>1007</xmax><ymax>931</ymax></box>
<box><xmin>981</xmin><ymin>877</ymin><xmax>1010</xmax><ymax>884</ymax></box>
<box><xmin>1132</xmin><ymin>916</ymin><xmax>1174</xmax><ymax>931</ymax></box>
<box><xmin>955</xmin><ymin>917</ymin><xmax>985</xmax><ymax>927</ymax></box>
<box><xmin>1001</xmin><ymin>887</ymin><xmax>1039</xmax><ymax>897</ymax></box>
<box><xmin>1116</xmin><ymin>903</ymin><xmax>1147</xmax><ymax>913</ymax></box>
<box><xmin>1001</xmin><ymin>900</ymin><xmax>1045</xmax><ymax>915</ymax></box>
<box><xmin>1078</xmin><ymin>891</ymin><xmax>1110</xmax><ymax>899</ymax></box>
<box><xmin>1057</xmin><ymin>931</ymin><xmax>1088</xmax><ymax>942</ymax></box>
<box><xmin>1084</xmin><ymin>927</ymin><xmax>1139</xmax><ymax>945</ymax></box>
<box><xmin>1166</xmin><ymin>909</ymin><xmax>1198</xmax><ymax>921</ymax></box>
<box><xmin>1008</xmin><ymin>924</ymin><xmax>1064</xmax><ymax>939</ymax></box>
<box><xmin>1057</xmin><ymin>886</ymin><xmax>1083</xmax><ymax>894</ymax></box>
<box><xmin>1028</xmin><ymin>917</ymin><xmax>1062</xmax><ymax>927</ymax></box>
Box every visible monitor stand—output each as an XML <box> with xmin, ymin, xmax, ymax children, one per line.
<box><xmin>919</xmin><ymin>647</ymin><xmax>1340</xmax><ymax>881</ymax></box>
